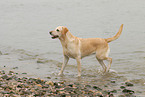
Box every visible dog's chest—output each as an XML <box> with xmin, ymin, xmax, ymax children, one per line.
<box><xmin>63</xmin><ymin>43</ymin><xmax>79</xmax><ymax>59</ymax></box>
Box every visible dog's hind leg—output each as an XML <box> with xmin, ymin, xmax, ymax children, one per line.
<box><xmin>97</xmin><ymin>59</ymin><xmax>107</xmax><ymax>73</ymax></box>
<box><xmin>58</xmin><ymin>55</ymin><xmax>69</xmax><ymax>76</ymax></box>
<box><xmin>105</xmin><ymin>57</ymin><xmax>112</xmax><ymax>72</ymax></box>
<box><xmin>96</xmin><ymin>47</ymin><xmax>112</xmax><ymax>73</ymax></box>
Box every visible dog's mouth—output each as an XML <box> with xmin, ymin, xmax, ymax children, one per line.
<box><xmin>51</xmin><ymin>35</ymin><xmax>59</xmax><ymax>39</ymax></box>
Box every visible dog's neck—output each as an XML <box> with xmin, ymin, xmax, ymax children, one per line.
<box><xmin>59</xmin><ymin>31</ymin><xmax>76</xmax><ymax>48</ymax></box>
<box><xmin>60</xmin><ymin>31</ymin><xmax>75</xmax><ymax>41</ymax></box>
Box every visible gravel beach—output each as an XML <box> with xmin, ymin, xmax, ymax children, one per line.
<box><xmin>0</xmin><ymin>70</ymin><xmax>136</xmax><ymax>97</ymax></box>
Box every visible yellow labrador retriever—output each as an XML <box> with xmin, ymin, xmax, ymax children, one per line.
<box><xmin>49</xmin><ymin>24</ymin><xmax>123</xmax><ymax>77</ymax></box>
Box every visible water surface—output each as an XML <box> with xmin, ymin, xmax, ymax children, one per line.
<box><xmin>0</xmin><ymin>0</ymin><xmax>145</xmax><ymax>96</ymax></box>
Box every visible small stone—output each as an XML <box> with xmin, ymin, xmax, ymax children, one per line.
<box><xmin>102</xmin><ymin>90</ymin><xmax>110</xmax><ymax>95</ymax></box>
<box><xmin>109</xmin><ymin>93</ymin><xmax>114</xmax><ymax>97</ymax></box>
<box><xmin>59</xmin><ymin>81</ymin><xmax>64</xmax><ymax>84</ymax></box>
<box><xmin>125</xmin><ymin>82</ymin><xmax>134</xmax><ymax>86</ymax></box>
<box><xmin>46</xmin><ymin>77</ymin><xmax>51</xmax><ymax>79</ymax></box>
<box><xmin>36</xmin><ymin>84</ymin><xmax>42</xmax><ymax>87</ymax></box>
<box><xmin>1</xmin><ymin>90</ymin><xmax>9</xmax><ymax>94</ymax></box>
<box><xmin>45</xmin><ymin>81</ymin><xmax>54</xmax><ymax>86</ymax></box>
<box><xmin>110</xmin><ymin>89</ymin><xmax>117</xmax><ymax>93</ymax></box>
<box><xmin>120</xmin><ymin>85</ymin><xmax>126</xmax><ymax>89</ymax></box>
<box><xmin>96</xmin><ymin>91</ymin><xmax>103</xmax><ymax>96</ymax></box>
<box><xmin>22</xmin><ymin>72</ymin><xmax>27</xmax><ymax>74</ymax></box>
<box><xmin>122</xmin><ymin>89</ymin><xmax>134</xmax><ymax>94</ymax></box>
<box><xmin>17</xmin><ymin>84</ymin><xmax>23</xmax><ymax>88</ymax></box>
<box><xmin>1</xmin><ymin>74</ymin><xmax>9</xmax><ymax>79</ymax></box>
<box><xmin>35</xmin><ymin>78</ymin><xmax>43</xmax><ymax>84</ymax></box>
<box><xmin>25</xmin><ymin>89</ymin><xmax>31</xmax><ymax>94</ymax></box>
<box><xmin>8</xmin><ymin>71</ymin><xmax>14</xmax><ymax>75</ymax></box>
<box><xmin>104</xmin><ymin>85</ymin><xmax>108</xmax><ymax>87</ymax></box>
<box><xmin>37</xmin><ymin>58</ymin><xmax>48</xmax><ymax>64</ymax></box>
<box><xmin>110</xmin><ymin>80</ymin><xmax>116</xmax><ymax>83</ymax></box>
<box><xmin>93</xmin><ymin>86</ymin><xmax>102</xmax><ymax>90</ymax></box>
<box><xmin>12</xmin><ymin>67</ymin><xmax>18</xmax><ymax>69</ymax></box>
<box><xmin>1</xmin><ymin>70</ymin><xmax>5</xmax><ymax>74</ymax></box>
<box><xmin>68</xmin><ymin>84</ymin><xmax>73</xmax><ymax>87</ymax></box>
<box><xmin>42</xmin><ymin>84</ymin><xmax>49</xmax><ymax>88</ymax></box>
<box><xmin>85</xmin><ymin>84</ymin><xmax>91</xmax><ymax>88</ymax></box>
<box><xmin>1</xmin><ymin>84</ymin><xmax>7</xmax><ymax>88</ymax></box>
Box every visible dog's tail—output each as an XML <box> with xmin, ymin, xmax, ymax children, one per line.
<box><xmin>105</xmin><ymin>24</ymin><xmax>123</xmax><ymax>43</ymax></box>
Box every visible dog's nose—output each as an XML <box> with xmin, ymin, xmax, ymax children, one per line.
<box><xmin>49</xmin><ymin>31</ymin><xmax>52</xmax><ymax>35</ymax></box>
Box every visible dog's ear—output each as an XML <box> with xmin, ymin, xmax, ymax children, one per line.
<box><xmin>62</xmin><ymin>27</ymin><xmax>68</xmax><ymax>35</ymax></box>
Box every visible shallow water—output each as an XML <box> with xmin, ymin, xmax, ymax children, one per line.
<box><xmin>0</xmin><ymin>0</ymin><xmax>145</xmax><ymax>96</ymax></box>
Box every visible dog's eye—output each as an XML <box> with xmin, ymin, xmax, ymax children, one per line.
<box><xmin>56</xmin><ymin>29</ymin><xmax>59</xmax><ymax>32</ymax></box>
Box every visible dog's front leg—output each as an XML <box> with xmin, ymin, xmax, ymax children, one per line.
<box><xmin>58</xmin><ymin>55</ymin><xmax>69</xmax><ymax>76</ymax></box>
<box><xmin>76</xmin><ymin>57</ymin><xmax>81</xmax><ymax>77</ymax></box>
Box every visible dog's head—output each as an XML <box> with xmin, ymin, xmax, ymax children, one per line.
<box><xmin>49</xmin><ymin>26</ymin><xmax>68</xmax><ymax>39</ymax></box>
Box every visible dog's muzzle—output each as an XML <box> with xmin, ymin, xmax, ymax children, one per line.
<box><xmin>49</xmin><ymin>31</ymin><xmax>59</xmax><ymax>39</ymax></box>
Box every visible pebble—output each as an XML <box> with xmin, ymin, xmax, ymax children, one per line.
<box><xmin>111</xmin><ymin>80</ymin><xmax>116</xmax><ymax>83</ymax></box>
<box><xmin>93</xmin><ymin>86</ymin><xmax>102</xmax><ymax>90</ymax></box>
<box><xmin>22</xmin><ymin>72</ymin><xmax>27</xmax><ymax>74</ymax></box>
<box><xmin>12</xmin><ymin>67</ymin><xmax>18</xmax><ymax>69</ymax></box>
<box><xmin>122</xmin><ymin>88</ymin><xmax>135</xmax><ymax>94</ymax></box>
<box><xmin>125</xmin><ymin>82</ymin><xmax>134</xmax><ymax>86</ymax></box>
<box><xmin>110</xmin><ymin>89</ymin><xmax>117</xmax><ymax>93</ymax></box>
<box><xmin>120</xmin><ymin>85</ymin><xmax>126</xmax><ymax>89</ymax></box>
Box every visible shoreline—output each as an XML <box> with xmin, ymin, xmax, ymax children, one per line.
<box><xmin>0</xmin><ymin>70</ymin><xmax>136</xmax><ymax>97</ymax></box>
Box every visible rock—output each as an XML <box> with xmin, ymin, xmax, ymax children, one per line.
<box><xmin>46</xmin><ymin>77</ymin><xmax>51</xmax><ymax>79</ymax></box>
<box><xmin>110</xmin><ymin>80</ymin><xmax>116</xmax><ymax>83</ymax></box>
<box><xmin>68</xmin><ymin>84</ymin><xmax>73</xmax><ymax>87</ymax></box>
<box><xmin>8</xmin><ymin>71</ymin><xmax>14</xmax><ymax>75</ymax></box>
<box><xmin>125</xmin><ymin>82</ymin><xmax>134</xmax><ymax>86</ymax></box>
<box><xmin>45</xmin><ymin>81</ymin><xmax>54</xmax><ymax>86</ymax></box>
<box><xmin>122</xmin><ymin>89</ymin><xmax>135</xmax><ymax>94</ymax></box>
<box><xmin>22</xmin><ymin>72</ymin><xmax>27</xmax><ymax>74</ymax></box>
<box><xmin>1</xmin><ymin>74</ymin><xmax>9</xmax><ymax>79</ymax></box>
<box><xmin>23</xmin><ymin>83</ymin><xmax>29</xmax><ymax>88</ymax></box>
<box><xmin>95</xmin><ymin>91</ymin><xmax>103</xmax><ymax>96</ymax></box>
<box><xmin>36</xmin><ymin>84</ymin><xmax>42</xmax><ymax>87</ymax></box>
<box><xmin>93</xmin><ymin>86</ymin><xmax>102</xmax><ymax>91</ymax></box>
<box><xmin>110</xmin><ymin>89</ymin><xmax>117</xmax><ymax>93</ymax></box>
<box><xmin>102</xmin><ymin>90</ymin><xmax>110</xmax><ymax>95</ymax></box>
<box><xmin>37</xmin><ymin>58</ymin><xmax>48</xmax><ymax>64</ymax></box>
<box><xmin>0</xmin><ymin>84</ymin><xmax>7</xmax><ymax>88</ymax></box>
<box><xmin>1</xmin><ymin>70</ymin><xmax>5</xmax><ymax>74</ymax></box>
<box><xmin>12</xmin><ymin>67</ymin><xmax>18</xmax><ymax>69</ymax></box>
<box><xmin>1</xmin><ymin>90</ymin><xmax>10</xmax><ymax>94</ymax></box>
<box><xmin>42</xmin><ymin>84</ymin><xmax>49</xmax><ymax>88</ymax></box>
<box><xmin>120</xmin><ymin>85</ymin><xmax>126</xmax><ymax>89</ymax></box>
<box><xmin>85</xmin><ymin>84</ymin><xmax>91</xmax><ymax>88</ymax></box>
<box><xmin>24</xmin><ymin>89</ymin><xmax>31</xmax><ymax>94</ymax></box>
<box><xmin>109</xmin><ymin>93</ymin><xmax>114</xmax><ymax>97</ymax></box>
